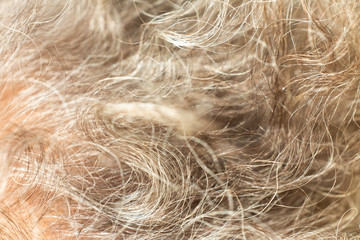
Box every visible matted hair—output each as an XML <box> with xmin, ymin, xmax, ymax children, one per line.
<box><xmin>0</xmin><ymin>0</ymin><xmax>360</xmax><ymax>239</ymax></box>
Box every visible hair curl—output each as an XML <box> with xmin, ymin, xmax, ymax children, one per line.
<box><xmin>1</xmin><ymin>0</ymin><xmax>360</xmax><ymax>239</ymax></box>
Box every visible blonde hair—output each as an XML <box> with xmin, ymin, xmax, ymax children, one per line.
<box><xmin>1</xmin><ymin>0</ymin><xmax>360</xmax><ymax>239</ymax></box>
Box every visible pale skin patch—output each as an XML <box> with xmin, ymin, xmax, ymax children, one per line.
<box><xmin>0</xmin><ymin>84</ymin><xmax>63</xmax><ymax>239</ymax></box>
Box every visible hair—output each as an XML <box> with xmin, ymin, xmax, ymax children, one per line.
<box><xmin>1</xmin><ymin>0</ymin><xmax>360</xmax><ymax>239</ymax></box>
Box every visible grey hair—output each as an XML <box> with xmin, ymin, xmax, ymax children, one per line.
<box><xmin>0</xmin><ymin>0</ymin><xmax>360</xmax><ymax>239</ymax></box>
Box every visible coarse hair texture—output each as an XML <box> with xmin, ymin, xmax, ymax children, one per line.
<box><xmin>1</xmin><ymin>0</ymin><xmax>360</xmax><ymax>239</ymax></box>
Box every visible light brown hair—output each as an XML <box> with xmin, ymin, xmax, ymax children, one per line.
<box><xmin>1</xmin><ymin>0</ymin><xmax>360</xmax><ymax>239</ymax></box>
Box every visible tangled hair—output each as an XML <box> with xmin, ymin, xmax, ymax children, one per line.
<box><xmin>1</xmin><ymin>0</ymin><xmax>360</xmax><ymax>239</ymax></box>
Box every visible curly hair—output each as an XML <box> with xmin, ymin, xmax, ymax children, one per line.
<box><xmin>1</xmin><ymin>0</ymin><xmax>360</xmax><ymax>239</ymax></box>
